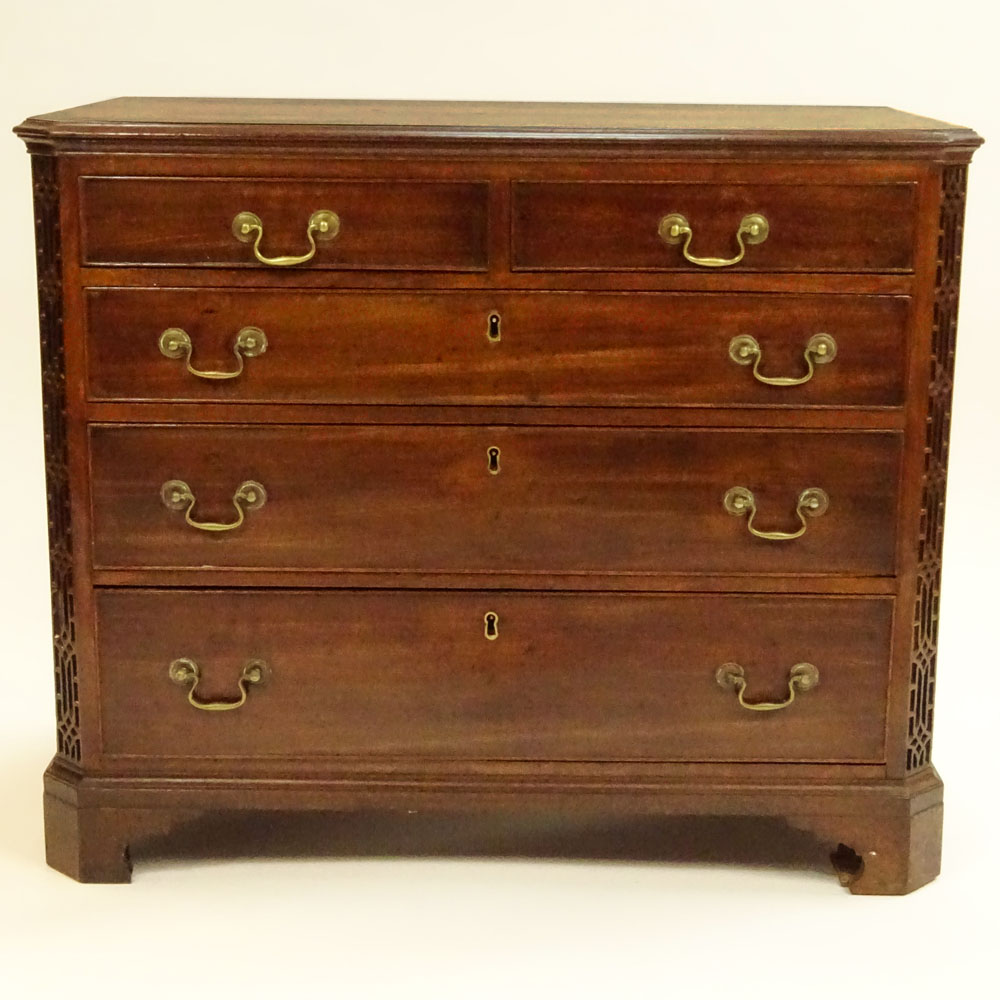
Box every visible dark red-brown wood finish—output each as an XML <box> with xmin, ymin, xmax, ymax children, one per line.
<box><xmin>97</xmin><ymin>590</ymin><xmax>893</xmax><ymax>762</ymax></box>
<box><xmin>85</xmin><ymin>289</ymin><xmax>910</xmax><ymax>407</ymax></box>
<box><xmin>89</xmin><ymin>425</ymin><xmax>902</xmax><ymax>576</ymax></box>
<box><xmin>15</xmin><ymin>98</ymin><xmax>982</xmax><ymax>892</ymax></box>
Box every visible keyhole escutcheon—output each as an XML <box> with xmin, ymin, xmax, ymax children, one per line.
<box><xmin>484</xmin><ymin>611</ymin><xmax>499</xmax><ymax>640</ymax></box>
<box><xmin>487</xmin><ymin>311</ymin><xmax>502</xmax><ymax>343</ymax></box>
<box><xmin>487</xmin><ymin>446</ymin><xmax>501</xmax><ymax>475</ymax></box>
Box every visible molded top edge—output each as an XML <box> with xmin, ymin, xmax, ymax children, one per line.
<box><xmin>14</xmin><ymin>97</ymin><xmax>983</xmax><ymax>151</ymax></box>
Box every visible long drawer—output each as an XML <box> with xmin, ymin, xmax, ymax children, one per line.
<box><xmin>96</xmin><ymin>589</ymin><xmax>893</xmax><ymax>762</ymax></box>
<box><xmin>85</xmin><ymin>288</ymin><xmax>909</xmax><ymax>408</ymax></box>
<box><xmin>79</xmin><ymin>177</ymin><xmax>490</xmax><ymax>270</ymax></box>
<box><xmin>512</xmin><ymin>180</ymin><xmax>917</xmax><ymax>272</ymax></box>
<box><xmin>89</xmin><ymin>425</ymin><xmax>901</xmax><ymax>576</ymax></box>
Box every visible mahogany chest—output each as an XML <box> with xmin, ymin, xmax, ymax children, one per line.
<box><xmin>14</xmin><ymin>99</ymin><xmax>981</xmax><ymax>891</ymax></box>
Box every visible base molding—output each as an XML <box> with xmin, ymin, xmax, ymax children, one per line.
<box><xmin>43</xmin><ymin>760</ymin><xmax>944</xmax><ymax>893</ymax></box>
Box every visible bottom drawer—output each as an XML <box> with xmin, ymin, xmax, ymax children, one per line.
<box><xmin>96</xmin><ymin>590</ymin><xmax>892</xmax><ymax>763</ymax></box>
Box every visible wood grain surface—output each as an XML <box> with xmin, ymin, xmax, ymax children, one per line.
<box><xmin>16</xmin><ymin>98</ymin><xmax>983</xmax><ymax>156</ymax></box>
<box><xmin>80</xmin><ymin>177</ymin><xmax>490</xmax><ymax>269</ymax></box>
<box><xmin>89</xmin><ymin>424</ymin><xmax>902</xmax><ymax>576</ymax></box>
<box><xmin>96</xmin><ymin>589</ymin><xmax>893</xmax><ymax>763</ymax></box>
<box><xmin>85</xmin><ymin>288</ymin><xmax>909</xmax><ymax>408</ymax></box>
<box><xmin>513</xmin><ymin>181</ymin><xmax>917</xmax><ymax>272</ymax></box>
<box><xmin>16</xmin><ymin>97</ymin><xmax>980</xmax><ymax>889</ymax></box>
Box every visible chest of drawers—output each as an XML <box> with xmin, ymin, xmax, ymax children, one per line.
<box><xmin>15</xmin><ymin>99</ymin><xmax>981</xmax><ymax>891</ymax></box>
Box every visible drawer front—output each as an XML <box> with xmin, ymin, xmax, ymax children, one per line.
<box><xmin>90</xmin><ymin>425</ymin><xmax>901</xmax><ymax>576</ymax></box>
<box><xmin>512</xmin><ymin>182</ymin><xmax>917</xmax><ymax>272</ymax></box>
<box><xmin>79</xmin><ymin>177</ymin><xmax>489</xmax><ymax>270</ymax></box>
<box><xmin>96</xmin><ymin>589</ymin><xmax>892</xmax><ymax>762</ymax></box>
<box><xmin>86</xmin><ymin>288</ymin><xmax>908</xmax><ymax>408</ymax></box>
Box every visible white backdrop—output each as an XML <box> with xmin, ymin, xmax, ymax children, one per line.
<box><xmin>1</xmin><ymin>2</ymin><xmax>997</xmax><ymax>997</ymax></box>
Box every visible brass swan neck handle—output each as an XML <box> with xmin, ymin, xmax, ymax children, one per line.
<box><xmin>728</xmin><ymin>333</ymin><xmax>837</xmax><ymax>387</ymax></box>
<box><xmin>232</xmin><ymin>209</ymin><xmax>340</xmax><ymax>266</ymax></box>
<box><xmin>160</xmin><ymin>479</ymin><xmax>267</xmax><ymax>533</ymax></box>
<box><xmin>658</xmin><ymin>212</ymin><xmax>769</xmax><ymax>268</ymax></box>
<box><xmin>723</xmin><ymin>486</ymin><xmax>829</xmax><ymax>541</ymax></box>
<box><xmin>716</xmin><ymin>661</ymin><xmax>819</xmax><ymax>712</ymax></box>
<box><xmin>159</xmin><ymin>326</ymin><xmax>267</xmax><ymax>381</ymax></box>
<box><xmin>168</xmin><ymin>658</ymin><xmax>270</xmax><ymax>712</ymax></box>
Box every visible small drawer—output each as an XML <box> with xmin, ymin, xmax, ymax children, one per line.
<box><xmin>79</xmin><ymin>177</ymin><xmax>490</xmax><ymax>270</ymax></box>
<box><xmin>512</xmin><ymin>181</ymin><xmax>917</xmax><ymax>272</ymax></box>
<box><xmin>85</xmin><ymin>288</ymin><xmax>908</xmax><ymax>408</ymax></box>
<box><xmin>89</xmin><ymin>425</ymin><xmax>901</xmax><ymax>577</ymax></box>
<box><xmin>96</xmin><ymin>590</ymin><xmax>892</xmax><ymax>762</ymax></box>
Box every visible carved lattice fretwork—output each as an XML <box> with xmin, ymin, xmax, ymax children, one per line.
<box><xmin>907</xmin><ymin>165</ymin><xmax>968</xmax><ymax>772</ymax></box>
<box><xmin>31</xmin><ymin>154</ymin><xmax>80</xmax><ymax>763</ymax></box>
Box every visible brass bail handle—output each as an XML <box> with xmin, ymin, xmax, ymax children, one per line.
<box><xmin>159</xmin><ymin>326</ymin><xmax>268</xmax><ymax>381</ymax></box>
<box><xmin>729</xmin><ymin>333</ymin><xmax>837</xmax><ymax>387</ymax></box>
<box><xmin>168</xmin><ymin>657</ymin><xmax>270</xmax><ymax>712</ymax></box>
<box><xmin>659</xmin><ymin>212</ymin><xmax>769</xmax><ymax>268</ymax></box>
<box><xmin>232</xmin><ymin>209</ymin><xmax>340</xmax><ymax>266</ymax></box>
<box><xmin>723</xmin><ymin>486</ymin><xmax>829</xmax><ymax>541</ymax></box>
<box><xmin>716</xmin><ymin>661</ymin><xmax>819</xmax><ymax>712</ymax></box>
<box><xmin>160</xmin><ymin>479</ymin><xmax>267</xmax><ymax>533</ymax></box>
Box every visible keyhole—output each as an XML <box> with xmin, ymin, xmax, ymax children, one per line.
<box><xmin>487</xmin><ymin>446</ymin><xmax>501</xmax><ymax>475</ymax></box>
<box><xmin>484</xmin><ymin>612</ymin><xmax>499</xmax><ymax>640</ymax></box>
<box><xmin>487</xmin><ymin>312</ymin><xmax>501</xmax><ymax>343</ymax></box>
